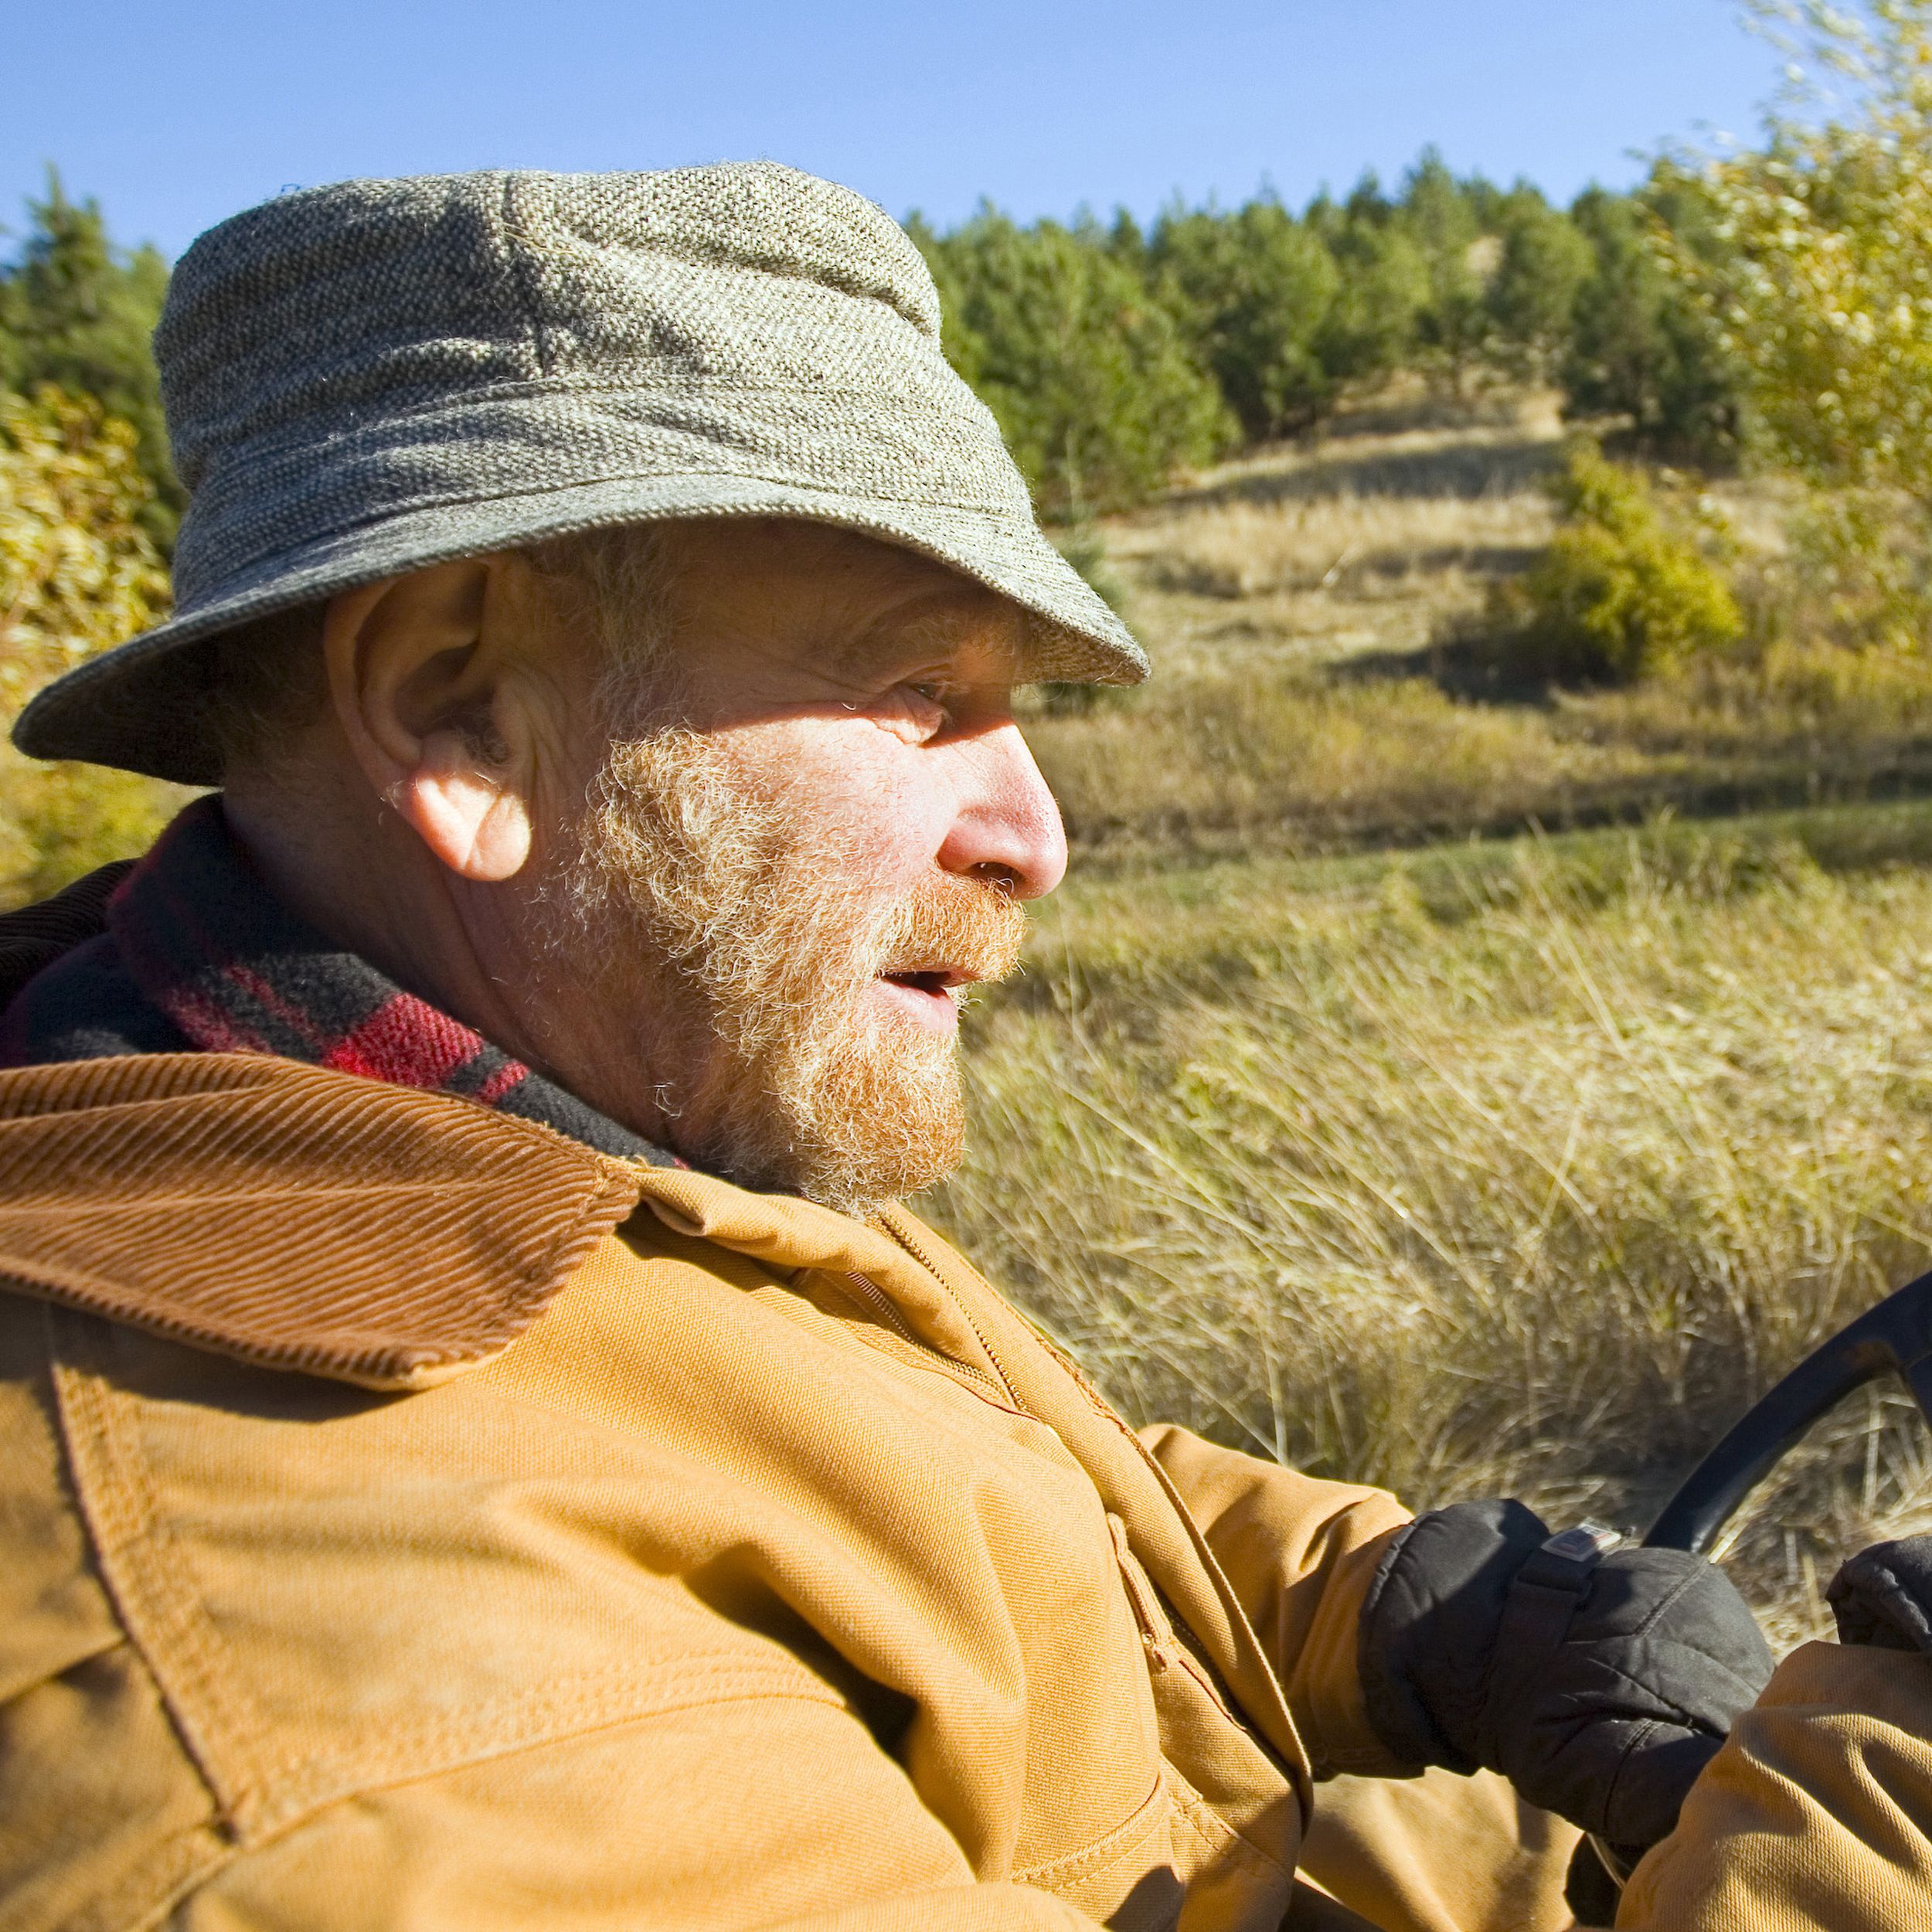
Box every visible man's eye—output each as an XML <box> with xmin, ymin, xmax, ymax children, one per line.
<box><xmin>877</xmin><ymin>679</ymin><xmax>955</xmax><ymax>739</ymax></box>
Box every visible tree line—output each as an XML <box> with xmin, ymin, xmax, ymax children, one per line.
<box><xmin>911</xmin><ymin>148</ymin><xmax>1744</xmax><ymax>516</ymax></box>
<box><xmin>9</xmin><ymin>4</ymin><xmax>1931</xmax><ymax>669</ymax></box>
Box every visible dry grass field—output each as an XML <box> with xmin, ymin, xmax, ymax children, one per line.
<box><xmin>937</xmin><ymin>399</ymin><xmax>1932</xmax><ymax>1642</ymax></box>
<box><xmin>1030</xmin><ymin>389</ymin><xmax>1932</xmax><ymax>859</ymax></box>
<box><xmin>1029</xmin><ymin>643</ymin><xmax>1932</xmax><ymax>858</ymax></box>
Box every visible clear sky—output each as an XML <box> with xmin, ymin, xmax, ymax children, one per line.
<box><xmin>4</xmin><ymin>1</ymin><xmax>1789</xmax><ymax>260</ymax></box>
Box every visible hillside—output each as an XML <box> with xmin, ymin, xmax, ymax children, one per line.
<box><xmin>1019</xmin><ymin>388</ymin><xmax>1932</xmax><ymax>862</ymax></box>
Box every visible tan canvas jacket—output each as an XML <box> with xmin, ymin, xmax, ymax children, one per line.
<box><xmin>0</xmin><ymin>1052</ymin><xmax>1927</xmax><ymax>1932</ymax></box>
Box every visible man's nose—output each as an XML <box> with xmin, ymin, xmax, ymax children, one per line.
<box><xmin>936</xmin><ymin>721</ymin><xmax>1068</xmax><ymax>902</ymax></box>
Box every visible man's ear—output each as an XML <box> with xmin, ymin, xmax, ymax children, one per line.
<box><xmin>321</xmin><ymin>557</ymin><xmax>547</xmax><ymax>883</ymax></box>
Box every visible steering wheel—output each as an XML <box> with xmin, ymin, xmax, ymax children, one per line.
<box><xmin>1567</xmin><ymin>1264</ymin><xmax>1932</xmax><ymax>1918</ymax></box>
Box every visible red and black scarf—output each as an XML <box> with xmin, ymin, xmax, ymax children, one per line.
<box><xmin>0</xmin><ymin>795</ymin><xmax>677</xmax><ymax>1165</ymax></box>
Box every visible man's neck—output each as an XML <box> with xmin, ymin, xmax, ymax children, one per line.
<box><xmin>223</xmin><ymin>781</ymin><xmax>536</xmax><ymax>1059</ymax></box>
<box><xmin>219</xmin><ymin>778</ymin><xmax>689</xmax><ymax>1153</ymax></box>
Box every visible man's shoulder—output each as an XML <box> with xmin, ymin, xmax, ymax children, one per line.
<box><xmin>0</xmin><ymin>1050</ymin><xmax>847</xmax><ymax>1923</ymax></box>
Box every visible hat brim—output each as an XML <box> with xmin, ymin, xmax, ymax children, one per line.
<box><xmin>15</xmin><ymin>474</ymin><xmax>1148</xmax><ymax>786</ymax></box>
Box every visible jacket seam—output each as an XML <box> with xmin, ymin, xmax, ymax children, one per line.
<box><xmin>876</xmin><ymin>1209</ymin><xmax>1027</xmax><ymax>1411</ymax></box>
<box><xmin>46</xmin><ymin>1315</ymin><xmax>272</xmax><ymax>1828</ymax></box>
<box><xmin>47</xmin><ymin>1815</ymin><xmax>231</xmax><ymax>1932</ymax></box>
<box><xmin>1004</xmin><ymin>1314</ymin><xmax>1318</xmax><ymax>1810</ymax></box>
<box><xmin>1011</xmin><ymin>1767</ymin><xmax>1167</xmax><ymax>1887</ymax></box>
<box><xmin>811</xmin><ymin>1274</ymin><xmax>1027</xmax><ymax>1417</ymax></box>
<box><xmin>241</xmin><ymin>1661</ymin><xmax>852</xmax><ymax>1835</ymax></box>
<box><xmin>45</xmin><ymin>1683</ymin><xmax>860</xmax><ymax>1932</ymax></box>
<box><xmin>43</xmin><ymin>1317</ymin><xmax>805</xmax><ymax>1843</ymax></box>
<box><xmin>1165</xmin><ymin>1761</ymin><xmax>1291</xmax><ymax>1884</ymax></box>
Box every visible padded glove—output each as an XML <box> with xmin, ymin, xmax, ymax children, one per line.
<box><xmin>1828</xmin><ymin>1534</ymin><xmax>1932</xmax><ymax>1653</ymax></box>
<box><xmin>1359</xmin><ymin>1500</ymin><xmax>1774</xmax><ymax>1855</ymax></box>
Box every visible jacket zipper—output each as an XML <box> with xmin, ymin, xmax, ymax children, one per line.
<box><xmin>840</xmin><ymin>1272</ymin><xmax>1003</xmax><ymax>1394</ymax></box>
<box><xmin>878</xmin><ymin>1217</ymin><xmax>1024</xmax><ymax>1407</ymax></box>
<box><xmin>1107</xmin><ymin>1512</ymin><xmax>1175</xmax><ymax>1673</ymax></box>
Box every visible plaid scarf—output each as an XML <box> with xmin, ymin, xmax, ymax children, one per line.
<box><xmin>0</xmin><ymin>795</ymin><xmax>678</xmax><ymax>1166</ymax></box>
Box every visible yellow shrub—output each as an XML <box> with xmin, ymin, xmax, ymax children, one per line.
<box><xmin>1485</xmin><ymin>440</ymin><xmax>1743</xmax><ymax>682</ymax></box>
<box><xmin>1</xmin><ymin>386</ymin><xmax>169</xmax><ymax>688</ymax></box>
<box><xmin>0</xmin><ymin>385</ymin><xmax>182</xmax><ymax>905</ymax></box>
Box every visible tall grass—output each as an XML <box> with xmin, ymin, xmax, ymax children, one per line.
<box><xmin>931</xmin><ymin>821</ymin><xmax>1932</xmax><ymax>1641</ymax></box>
<box><xmin>1028</xmin><ymin>672</ymin><xmax>1645</xmax><ymax>851</ymax></box>
<box><xmin>1132</xmin><ymin>491</ymin><xmax>1552</xmax><ymax>602</ymax></box>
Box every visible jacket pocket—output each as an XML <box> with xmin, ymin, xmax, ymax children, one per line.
<box><xmin>1015</xmin><ymin>1766</ymin><xmax>1182</xmax><ymax>1931</ymax></box>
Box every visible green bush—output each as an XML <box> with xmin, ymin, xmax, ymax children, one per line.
<box><xmin>1481</xmin><ymin>440</ymin><xmax>1744</xmax><ymax>683</ymax></box>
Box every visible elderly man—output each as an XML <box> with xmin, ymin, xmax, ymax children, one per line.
<box><xmin>2</xmin><ymin>165</ymin><xmax>1930</xmax><ymax>1932</ymax></box>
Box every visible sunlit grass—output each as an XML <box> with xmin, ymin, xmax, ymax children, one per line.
<box><xmin>1026</xmin><ymin>645</ymin><xmax>1932</xmax><ymax>858</ymax></box>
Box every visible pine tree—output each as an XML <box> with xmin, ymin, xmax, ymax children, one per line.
<box><xmin>1562</xmin><ymin>179</ymin><xmax>1740</xmax><ymax>461</ymax></box>
<box><xmin>1314</xmin><ymin>189</ymin><xmax>1430</xmax><ymax>390</ymax></box>
<box><xmin>1150</xmin><ymin>198</ymin><xmax>1340</xmax><ymax>439</ymax></box>
<box><xmin>1485</xmin><ymin>185</ymin><xmax>1594</xmax><ymax>383</ymax></box>
<box><xmin>912</xmin><ymin>208</ymin><xmax>1234</xmax><ymax>517</ymax></box>
<box><xmin>1400</xmin><ymin>149</ymin><xmax>1494</xmax><ymax>392</ymax></box>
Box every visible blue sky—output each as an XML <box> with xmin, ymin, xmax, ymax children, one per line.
<box><xmin>5</xmin><ymin>2</ymin><xmax>1787</xmax><ymax>260</ymax></box>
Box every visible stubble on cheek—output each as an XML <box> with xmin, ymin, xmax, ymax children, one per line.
<box><xmin>547</xmin><ymin>725</ymin><xmax>1025</xmax><ymax>1213</ymax></box>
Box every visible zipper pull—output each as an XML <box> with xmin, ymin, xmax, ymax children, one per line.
<box><xmin>1107</xmin><ymin>1512</ymin><xmax>1174</xmax><ymax>1673</ymax></box>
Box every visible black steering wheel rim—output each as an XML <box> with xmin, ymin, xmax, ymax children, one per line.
<box><xmin>1644</xmin><ymin>1264</ymin><xmax>1932</xmax><ymax>1556</ymax></box>
<box><xmin>1569</xmin><ymin>1264</ymin><xmax>1932</xmax><ymax>1917</ymax></box>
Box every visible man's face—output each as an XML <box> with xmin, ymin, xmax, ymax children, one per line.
<box><xmin>536</xmin><ymin>520</ymin><xmax>1068</xmax><ymax>1212</ymax></box>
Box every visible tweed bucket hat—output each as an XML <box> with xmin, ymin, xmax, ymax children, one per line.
<box><xmin>15</xmin><ymin>163</ymin><xmax>1147</xmax><ymax>785</ymax></box>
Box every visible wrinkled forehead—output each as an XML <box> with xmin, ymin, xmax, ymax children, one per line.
<box><xmin>653</xmin><ymin>518</ymin><xmax>1040</xmax><ymax>683</ymax></box>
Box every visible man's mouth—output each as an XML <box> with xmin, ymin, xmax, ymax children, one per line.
<box><xmin>881</xmin><ymin>968</ymin><xmax>969</xmax><ymax>998</ymax></box>
<box><xmin>876</xmin><ymin>965</ymin><xmax>972</xmax><ymax>1030</ymax></box>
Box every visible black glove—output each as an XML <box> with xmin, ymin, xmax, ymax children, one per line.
<box><xmin>1359</xmin><ymin>1500</ymin><xmax>1774</xmax><ymax>1857</ymax></box>
<box><xmin>1828</xmin><ymin>1535</ymin><xmax>1932</xmax><ymax>1652</ymax></box>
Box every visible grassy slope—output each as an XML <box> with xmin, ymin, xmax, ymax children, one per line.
<box><xmin>1035</xmin><ymin>386</ymin><xmax>1932</xmax><ymax>862</ymax></box>
<box><xmin>1027</xmin><ymin>651</ymin><xmax>1932</xmax><ymax>859</ymax></box>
